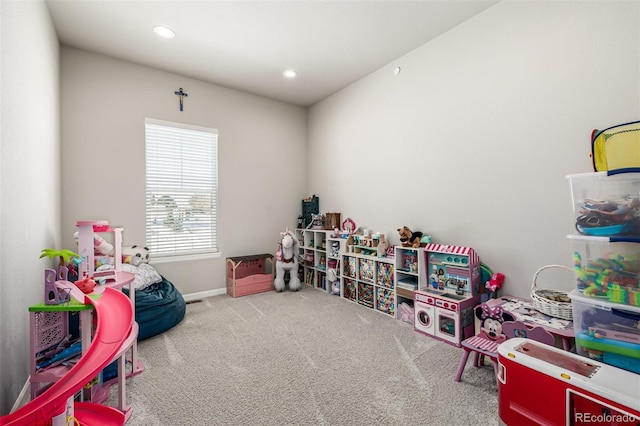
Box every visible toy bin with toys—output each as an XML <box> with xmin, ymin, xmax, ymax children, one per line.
<box><xmin>569</xmin><ymin>289</ymin><xmax>640</xmax><ymax>374</ymax></box>
<box><xmin>568</xmin><ymin>234</ymin><xmax>640</xmax><ymax>307</ymax></box>
<box><xmin>566</xmin><ymin>171</ymin><xmax>640</xmax><ymax>237</ymax></box>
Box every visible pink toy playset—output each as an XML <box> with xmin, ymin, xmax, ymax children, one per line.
<box><xmin>414</xmin><ymin>243</ymin><xmax>481</xmax><ymax>347</ymax></box>
<box><xmin>2</xmin><ymin>288</ymin><xmax>136</xmax><ymax>426</ymax></box>
<box><xmin>226</xmin><ymin>253</ymin><xmax>275</xmax><ymax>297</ymax></box>
<box><xmin>75</xmin><ymin>220</ymin><xmax>123</xmax><ymax>282</ymax></box>
<box><xmin>1</xmin><ymin>220</ymin><xmax>144</xmax><ymax>426</ymax></box>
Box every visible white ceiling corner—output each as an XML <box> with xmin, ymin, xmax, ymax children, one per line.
<box><xmin>46</xmin><ymin>0</ymin><xmax>498</xmax><ymax>107</ymax></box>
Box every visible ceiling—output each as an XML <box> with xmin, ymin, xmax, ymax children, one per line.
<box><xmin>46</xmin><ymin>0</ymin><xmax>497</xmax><ymax>107</ymax></box>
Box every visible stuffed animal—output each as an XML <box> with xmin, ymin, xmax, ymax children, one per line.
<box><xmin>74</xmin><ymin>276</ymin><xmax>96</xmax><ymax>294</ymax></box>
<box><xmin>397</xmin><ymin>226</ymin><xmax>427</xmax><ymax>248</ymax></box>
<box><xmin>274</xmin><ymin>228</ymin><xmax>302</xmax><ymax>292</ymax></box>
<box><xmin>73</xmin><ymin>231</ymin><xmax>114</xmax><ymax>256</ymax></box>
<box><xmin>398</xmin><ymin>302</ymin><xmax>414</xmax><ymax>324</ymax></box>
<box><xmin>122</xmin><ymin>245</ymin><xmax>150</xmax><ymax>266</ymax></box>
<box><xmin>376</xmin><ymin>235</ymin><xmax>388</xmax><ymax>258</ymax></box>
<box><xmin>330</xmin><ymin>240</ymin><xmax>341</xmax><ymax>257</ymax></box>
<box><xmin>327</xmin><ymin>268</ymin><xmax>340</xmax><ymax>295</ymax></box>
<box><xmin>475</xmin><ymin>304</ymin><xmax>516</xmax><ymax>344</ymax></box>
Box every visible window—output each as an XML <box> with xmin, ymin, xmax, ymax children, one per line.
<box><xmin>145</xmin><ymin>118</ymin><xmax>218</xmax><ymax>259</ymax></box>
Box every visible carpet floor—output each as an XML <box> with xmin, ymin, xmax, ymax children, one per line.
<box><xmin>108</xmin><ymin>286</ymin><xmax>499</xmax><ymax>425</ymax></box>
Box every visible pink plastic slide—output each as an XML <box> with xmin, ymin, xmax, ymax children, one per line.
<box><xmin>1</xmin><ymin>287</ymin><xmax>133</xmax><ymax>426</ymax></box>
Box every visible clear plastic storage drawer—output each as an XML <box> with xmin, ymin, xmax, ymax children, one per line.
<box><xmin>569</xmin><ymin>290</ymin><xmax>640</xmax><ymax>374</ymax></box>
<box><xmin>568</xmin><ymin>234</ymin><xmax>640</xmax><ymax>307</ymax></box>
<box><xmin>567</xmin><ymin>171</ymin><xmax>640</xmax><ymax>236</ymax></box>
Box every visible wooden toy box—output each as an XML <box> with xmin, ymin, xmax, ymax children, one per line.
<box><xmin>226</xmin><ymin>254</ymin><xmax>274</xmax><ymax>298</ymax></box>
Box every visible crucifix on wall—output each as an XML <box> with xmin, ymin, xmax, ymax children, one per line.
<box><xmin>174</xmin><ymin>87</ymin><xmax>188</xmax><ymax>111</ymax></box>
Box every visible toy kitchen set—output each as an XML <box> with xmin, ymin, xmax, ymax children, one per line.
<box><xmin>414</xmin><ymin>243</ymin><xmax>481</xmax><ymax>347</ymax></box>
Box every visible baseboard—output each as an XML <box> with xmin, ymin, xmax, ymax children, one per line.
<box><xmin>11</xmin><ymin>379</ymin><xmax>30</xmax><ymax>413</ymax></box>
<box><xmin>183</xmin><ymin>288</ymin><xmax>226</xmax><ymax>303</ymax></box>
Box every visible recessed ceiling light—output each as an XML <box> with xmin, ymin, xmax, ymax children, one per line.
<box><xmin>153</xmin><ymin>26</ymin><xmax>175</xmax><ymax>39</ymax></box>
<box><xmin>283</xmin><ymin>69</ymin><xmax>298</xmax><ymax>79</ymax></box>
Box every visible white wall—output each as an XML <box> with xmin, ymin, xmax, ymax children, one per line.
<box><xmin>308</xmin><ymin>1</ymin><xmax>640</xmax><ymax>299</ymax></box>
<box><xmin>60</xmin><ymin>47</ymin><xmax>307</xmax><ymax>295</ymax></box>
<box><xmin>0</xmin><ymin>0</ymin><xmax>61</xmax><ymax>415</ymax></box>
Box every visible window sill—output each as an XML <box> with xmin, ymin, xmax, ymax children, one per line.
<box><xmin>150</xmin><ymin>251</ymin><xmax>222</xmax><ymax>264</ymax></box>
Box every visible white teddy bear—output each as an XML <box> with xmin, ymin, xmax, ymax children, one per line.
<box><xmin>122</xmin><ymin>245</ymin><xmax>150</xmax><ymax>266</ymax></box>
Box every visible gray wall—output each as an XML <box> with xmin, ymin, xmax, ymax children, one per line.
<box><xmin>308</xmin><ymin>1</ymin><xmax>640</xmax><ymax>299</ymax></box>
<box><xmin>60</xmin><ymin>47</ymin><xmax>307</xmax><ymax>296</ymax></box>
<box><xmin>1</xmin><ymin>0</ymin><xmax>61</xmax><ymax>415</ymax></box>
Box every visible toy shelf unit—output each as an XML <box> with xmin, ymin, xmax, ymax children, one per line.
<box><xmin>341</xmin><ymin>252</ymin><xmax>396</xmax><ymax>317</ymax></box>
<box><xmin>413</xmin><ymin>244</ymin><xmax>481</xmax><ymax>347</ymax></box>
<box><xmin>394</xmin><ymin>246</ymin><xmax>425</xmax><ymax>304</ymax></box>
<box><xmin>29</xmin><ymin>302</ymin><xmax>93</xmax><ymax>400</ymax></box>
<box><xmin>74</xmin><ymin>220</ymin><xmax>144</xmax><ymax>389</ymax></box>
<box><xmin>326</xmin><ymin>236</ymin><xmax>346</xmax><ymax>295</ymax></box>
<box><xmin>346</xmin><ymin>233</ymin><xmax>382</xmax><ymax>257</ymax></box>
<box><xmin>296</xmin><ymin>228</ymin><xmax>333</xmax><ymax>292</ymax></box>
<box><xmin>301</xmin><ymin>196</ymin><xmax>319</xmax><ymax>228</ymax></box>
<box><xmin>76</xmin><ymin>220</ymin><xmax>123</xmax><ymax>282</ymax></box>
<box><xmin>29</xmin><ymin>278</ymin><xmax>140</xmax><ymax>418</ymax></box>
<box><xmin>226</xmin><ymin>254</ymin><xmax>274</xmax><ymax>298</ymax></box>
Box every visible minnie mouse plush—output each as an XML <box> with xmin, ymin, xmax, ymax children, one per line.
<box><xmin>476</xmin><ymin>304</ymin><xmax>515</xmax><ymax>344</ymax></box>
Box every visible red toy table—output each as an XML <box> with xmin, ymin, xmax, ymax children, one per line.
<box><xmin>498</xmin><ymin>338</ymin><xmax>640</xmax><ymax>425</ymax></box>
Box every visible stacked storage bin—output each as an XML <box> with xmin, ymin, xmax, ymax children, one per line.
<box><xmin>566</xmin><ymin>171</ymin><xmax>640</xmax><ymax>374</ymax></box>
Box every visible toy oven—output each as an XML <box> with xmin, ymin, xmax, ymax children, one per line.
<box><xmin>414</xmin><ymin>290</ymin><xmax>478</xmax><ymax>347</ymax></box>
<box><xmin>414</xmin><ymin>243</ymin><xmax>482</xmax><ymax>347</ymax></box>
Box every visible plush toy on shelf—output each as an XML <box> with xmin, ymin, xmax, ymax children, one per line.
<box><xmin>397</xmin><ymin>226</ymin><xmax>429</xmax><ymax>248</ymax></box>
<box><xmin>376</xmin><ymin>234</ymin><xmax>388</xmax><ymax>258</ymax></box>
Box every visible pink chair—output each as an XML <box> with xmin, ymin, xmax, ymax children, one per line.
<box><xmin>454</xmin><ymin>308</ymin><xmax>555</xmax><ymax>383</ymax></box>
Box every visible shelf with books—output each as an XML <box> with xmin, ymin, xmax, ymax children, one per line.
<box><xmin>394</xmin><ymin>246</ymin><xmax>425</xmax><ymax>312</ymax></box>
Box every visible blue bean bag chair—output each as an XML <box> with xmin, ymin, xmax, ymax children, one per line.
<box><xmin>123</xmin><ymin>275</ymin><xmax>186</xmax><ymax>341</ymax></box>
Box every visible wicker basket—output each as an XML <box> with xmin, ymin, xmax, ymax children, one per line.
<box><xmin>530</xmin><ymin>264</ymin><xmax>574</xmax><ymax>321</ymax></box>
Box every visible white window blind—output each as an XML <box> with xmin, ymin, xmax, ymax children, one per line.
<box><xmin>145</xmin><ymin>118</ymin><xmax>218</xmax><ymax>258</ymax></box>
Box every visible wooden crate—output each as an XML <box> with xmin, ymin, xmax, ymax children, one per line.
<box><xmin>226</xmin><ymin>254</ymin><xmax>274</xmax><ymax>298</ymax></box>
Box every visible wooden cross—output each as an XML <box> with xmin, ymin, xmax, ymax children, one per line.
<box><xmin>174</xmin><ymin>87</ymin><xmax>188</xmax><ymax>111</ymax></box>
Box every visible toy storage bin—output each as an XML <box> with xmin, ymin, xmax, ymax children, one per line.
<box><xmin>566</xmin><ymin>171</ymin><xmax>640</xmax><ymax>236</ymax></box>
<box><xmin>568</xmin><ymin>234</ymin><xmax>640</xmax><ymax>307</ymax></box>
<box><xmin>569</xmin><ymin>290</ymin><xmax>640</xmax><ymax>374</ymax></box>
<box><xmin>226</xmin><ymin>254</ymin><xmax>274</xmax><ymax>298</ymax></box>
